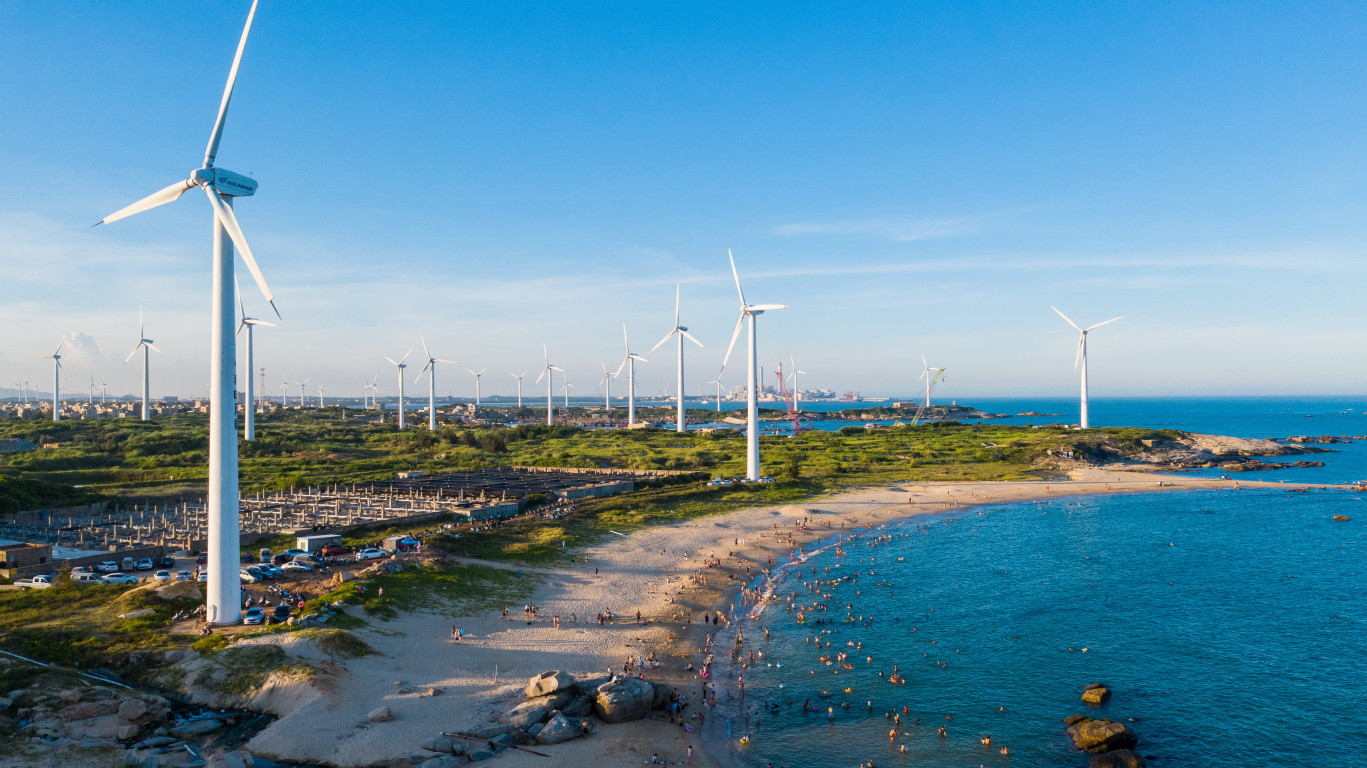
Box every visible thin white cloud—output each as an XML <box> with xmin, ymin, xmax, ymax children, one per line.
<box><xmin>772</xmin><ymin>216</ymin><xmax>977</xmax><ymax>242</ymax></box>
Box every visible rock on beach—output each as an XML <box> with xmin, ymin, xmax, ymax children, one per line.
<box><xmin>1067</xmin><ymin>717</ymin><xmax>1139</xmax><ymax>753</ymax></box>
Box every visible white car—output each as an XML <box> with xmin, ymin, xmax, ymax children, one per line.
<box><xmin>95</xmin><ymin>561</ymin><xmax>120</xmax><ymax>573</ymax></box>
<box><xmin>356</xmin><ymin>548</ymin><xmax>387</xmax><ymax>560</ymax></box>
<box><xmin>258</xmin><ymin>565</ymin><xmax>284</xmax><ymax>578</ymax></box>
<box><xmin>197</xmin><ymin>572</ymin><xmax>208</xmax><ymax>583</ymax></box>
<box><xmin>281</xmin><ymin>561</ymin><xmax>313</xmax><ymax>573</ymax></box>
<box><xmin>102</xmin><ymin>572</ymin><xmax>139</xmax><ymax>585</ymax></box>
<box><xmin>153</xmin><ymin>570</ymin><xmax>172</xmax><ymax>582</ymax></box>
<box><xmin>175</xmin><ymin>570</ymin><xmax>193</xmax><ymax>582</ymax></box>
<box><xmin>134</xmin><ymin>558</ymin><xmax>155</xmax><ymax>571</ymax></box>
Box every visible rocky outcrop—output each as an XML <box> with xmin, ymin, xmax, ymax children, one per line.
<box><xmin>1089</xmin><ymin>749</ymin><xmax>1145</xmax><ymax>768</ymax></box>
<box><xmin>367</xmin><ymin>705</ymin><xmax>395</xmax><ymax>723</ymax></box>
<box><xmin>1081</xmin><ymin>684</ymin><xmax>1111</xmax><ymax>705</ymax></box>
<box><xmin>536</xmin><ymin>713</ymin><xmax>589</xmax><ymax>745</ymax></box>
<box><xmin>1067</xmin><ymin>717</ymin><xmax>1138</xmax><ymax>753</ymax></box>
<box><xmin>525</xmin><ymin>670</ymin><xmax>575</xmax><ymax>699</ymax></box>
<box><xmin>592</xmin><ymin>677</ymin><xmax>667</xmax><ymax>723</ymax></box>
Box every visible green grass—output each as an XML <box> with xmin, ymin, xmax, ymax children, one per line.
<box><xmin>306</xmin><ymin>562</ymin><xmax>539</xmax><ymax>621</ymax></box>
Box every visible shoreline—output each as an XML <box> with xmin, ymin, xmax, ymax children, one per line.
<box><xmin>234</xmin><ymin>470</ymin><xmax>1356</xmax><ymax>767</ymax></box>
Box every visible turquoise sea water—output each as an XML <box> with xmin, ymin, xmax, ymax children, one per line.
<box><xmin>702</xmin><ymin>398</ymin><xmax>1367</xmax><ymax>767</ymax></box>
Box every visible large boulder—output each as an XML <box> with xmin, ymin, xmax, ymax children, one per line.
<box><xmin>593</xmin><ymin>677</ymin><xmax>658</xmax><ymax>723</ymax></box>
<box><xmin>535</xmin><ymin>713</ymin><xmax>588</xmax><ymax>745</ymax></box>
<box><xmin>419</xmin><ymin>758</ymin><xmax>463</xmax><ymax>768</ymax></box>
<box><xmin>1067</xmin><ymin>718</ymin><xmax>1138</xmax><ymax>753</ymax></box>
<box><xmin>59</xmin><ymin>701</ymin><xmax>115</xmax><ymax>721</ymax></box>
<box><xmin>418</xmin><ymin>734</ymin><xmax>464</xmax><ymax>755</ymax></box>
<box><xmin>1089</xmin><ymin>749</ymin><xmax>1145</xmax><ymax>768</ymax></box>
<box><xmin>1081</xmin><ymin>685</ymin><xmax>1111</xmax><ymax>705</ymax></box>
<box><xmin>206</xmin><ymin>751</ymin><xmax>256</xmax><ymax>768</ymax></box>
<box><xmin>561</xmin><ymin>694</ymin><xmax>594</xmax><ymax>718</ymax></box>
<box><xmin>503</xmin><ymin>699</ymin><xmax>556</xmax><ymax>729</ymax></box>
<box><xmin>118</xmin><ymin>699</ymin><xmax>149</xmax><ymax>722</ymax></box>
<box><xmin>572</xmin><ymin>674</ymin><xmax>610</xmax><ymax>692</ymax></box>
<box><xmin>525</xmin><ymin>671</ymin><xmax>575</xmax><ymax>699</ymax></box>
<box><xmin>367</xmin><ymin>706</ymin><xmax>395</xmax><ymax>723</ymax></box>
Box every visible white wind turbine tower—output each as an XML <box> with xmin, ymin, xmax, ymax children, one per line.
<box><xmin>599</xmin><ymin>361</ymin><xmax>616</xmax><ymax>410</ymax></box>
<box><xmin>510</xmin><ymin>372</ymin><xmax>527</xmax><ymax>409</ymax></box>
<box><xmin>279</xmin><ymin>378</ymin><xmax>288</xmax><ymax>406</ymax></box>
<box><xmin>94</xmin><ymin>0</ymin><xmax>277</xmax><ymax>626</ymax></box>
<box><xmin>719</xmin><ymin>250</ymin><xmax>788</xmax><ymax>481</ymax></box>
<box><xmin>1052</xmin><ymin>306</ymin><xmax>1123</xmax><ymax>429</ymax></box>
<box><xmin>123</xmin><ymin>309</ymin><xmax>161</xmax><ymax>421</ymax></box>
<box><xmin>35</xmin><ymin>337</ymin><xmax>65</xmax><ymax>422</ymax></box>
<box><xmin>468</xmin><ymin>368</ymin><xmax>487</xmax><ymax>412</ymax></box>
<box><xmin>615</xmin><ymin>324</ymin><xmax>648</xmax><ymax>426</ymax></box>
<box><xmin>317</xmin><ymin>385</ymin><xmax>325</xmax><ymax>408</ymax></box>
<box><xmin>291</xmin><ymin>378</ymin><xmax>310</xmax><ymax>408</ymax></box>
<box><xmin>100</xmin><ymin>382</ymin><xmax>108</xmax><ymax>405</ymax></box>
<box><xmin>88</xmin><ymin>377</ymin><xmax>96</xmax><ymax>405</ymax></box>
<box><xmin>786</xmin><ymin>356</ymin><xmax>806</xmax><ymax>411</ymax></box>
<box><xmin>535</xmin><ymin>344</ymin><xmax>563</xmax><ymax>426</ymax></box>
<box><xmin>385</xmin><ymin>349</ymin><xmax>414</xmax><ymax>428</ymax></box>
<box><xmin>918</xmin><ymin>355</ymin><xmax>945</xmax><ymax>409</ymax></box>
<box><xmin>706</xmin><ymin>378</ymin><xmax>723</xmax><ymax>411</ymax></box>
<box><xmin>414</xmin><ymin>336</ymin><xmax>457</xmax><ymax>430</ymax></box>
<box><xmin>363</xmin><ymin>375</ymin><xmax>378</xmax><ymax>408</ymax></box>
<box><xmin>561</xmin><ymin>379</ymin><xmax>574</xmax><ymax>408</ymax></box>
<box><xmin>236</xmin><ymin>281</ymin><xmax>274</xmax><ymax>440</ymax></box>
<box><xmin>651</xmin><ymin>284</ymin><xmax>704</xmax><ymax>433</ymax></box>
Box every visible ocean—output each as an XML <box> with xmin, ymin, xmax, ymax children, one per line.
<box><xmin>701</xmin><ymin>396</ymin><xmax>1367</xmax><ymax>767</ymax></box>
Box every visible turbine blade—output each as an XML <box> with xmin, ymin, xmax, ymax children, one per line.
<box><xmin>420</xmin><ymin>334</ymin><xmax>431</xmax><ymax>361</ymax></box>
<box><xmin>1074</xmin><ymin>334</ymin><xmax>1085</xmax><ymax>370</ymax></box>
<box><xmin>437</xmin><ymin>359</ymin><xmax>459</xmax><ymax>364</ymax></box>
<box><xmin>147</xmin><ymin>344</ymin><xmax>160</xmax><ymax>354</ymax></box>
<box><xmin>384</xmin><ymin>356</ymin><xmax>398</xmax><ymax>366</ymax></box>
<box><xmin>633</xmin><ymin>355</ymin><xmax>648</xmax><ymax>363</ymax></box>
<box><xmin>95</xmin><ymin>179</ymin><xmax>195</xmax><ymax>226</ymax></box>
<box><xmin>123</xmin><ymin>345</ymin><xmax>141</xmax><ymax>364</ymax></box>
<box><xmin>728</xmin><ymin>249</ymin><xmax>747</xmax><ymax>306</ymax></box>
<box><xmin>650</xmin><ymin>330</ymin><xmax>675</xmax><ymax>352</ymax></box>
<box><xmin>680</xmin><ymin>329</ymin><xmax>703</xmax><ymax>348</ymax></box>
<box><xmin>543</xmin><ymin>342</ymin><xmax>548</xmax><ymax>364</ymax></box>
<box><xmin>204</xmin><ymin>187</ymin><xmax>277</xmax><ymax>315</ymax></box>
<box><xmin>623</xmin><ymin>322</ymin><xmax>630</xmax><ymax>353</ymax></box>
<box><xmin>549</xmin><ymin>365</ymin><xmax>563</xmax><ymax>372</ymax></box>
<box><xmin>477</xmin><ymin>368</ymin><xmax>486</xmax><ymax>375</ymax></box>
<box><xmin>204</xmin><ymin>0</ymin><xmax>260</xmax><ymax>167</ymax></box>
<box><xmin>399</xmin><ymin>347</ymin><xmax>414</xmax><ymax>364</ymax></box>
<box><xmin>614</xmin><ymin>358</ymin><xmax>627</xmax><ymax>378</ymax></box>
<box><xmin>235</xmin><ymin>319</ymin><xmax>245</xmax><ymax>338</ymax></box>
<box><xmin>535</xmin><ymin>369</ymin><xmax>546</xmax><ymax>384</ymax></box>
<box><xmin>1085</xmin><ymin>316</ymin><xmax>1125</xmax><ymax>331</ymax></box>
<box><xmin>720</xmin><ymin>313</ymin><xmax>744</xmax><ymax>373</ymax></box>
<box><xmin>674</xmin><ymin>283</ymin><xmax>680</xmax><ymax>327</ymax></box>
<box><xmin>1051</xmin><ymin>306</ymin><xmax>1082</xmax><ymax>330</ymax></box>
<box><xmin>748</xmin><ymin>304</ymin><xmax>788</xmax><ymax>311</ymax></box>
<box><xmin>248</xmin><ymin>319</ymin><xmax>276</xmax><ymax>327</ymax></box>
<box><xmin>235</xmin><ymin>276</ymin><xmax>245</xmax><ymax>321</ymax></box>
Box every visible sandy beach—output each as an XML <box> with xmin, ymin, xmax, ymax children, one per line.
<box><xmin>238</xmin><ymin>469</ymin><xmax>1352</xmax><ymax>767</ymax></box>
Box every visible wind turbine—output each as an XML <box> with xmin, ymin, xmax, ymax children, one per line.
<box><xmin>291</xmin><ymin>378</ymin><xmax>310</xmax><ymax>408</ymax></box>
<box><xmin>719</xmin><ymin>250</ymin><xmax>788</xmax><ymax>481</ymax></box>
<box><xmin>414</xmin><ymin>336</ymin><xmax>457</xmax><ymax>430</ymax></box>
<box><xmin>615</xmin><ymin>324</ymin><xmax>648</xmax><ymax>426</ymax></box>
<box><xmin>279</xmin><ymin>377</ymin><xmax>288</xmax><ymax>406</ymax></box>
<box><xmin>599</xmin><ymin>361</ymin><xmax>616</xmax><ymax>411</ymax></box>
<box><xmin>123</xmin><ymin>308</ymin><xmax>161</xmax><ymax>420</ymax></box>
<box><xmin>561</xmin><ymin>379</ymin><xmax>574</xmax><ymax>408</ymax></box>
<box><xmin>317</xmin><ymin>384</ymin><xmax>325</xmax><ymax>408</ymax></box>
<box><xmin>535</xmin><ymin>344</ymin><xmax>563</xmax><ymax>426</ymax></box>
<box><xmin>88</xmin><ymin>377</ymin><xmax>96</xmax><ymax>405</ymax></box>
<box><xmin>510</xmin><ymin>371</ymin><xmax>527</xmax><ymax>409</ymax></box>
<box><xmin>918</xmin><ymin>355</ymin><xmax>945</xmax><ymax>409</ymax></box>
<box><xmin>468</xmin><ymin>368</ymin><xmax>487</xmax><ymax>412</ymax></box>
<box><xmin>651</xmin><ymin>284</ymin><xmax>704</xmax><ymax>433</ymax></box>
<box><xmin>706</xmin><ymin>378</ymin><xmax>723</xmax><ymax>411</ymax></box>
<box><xmin>35</xmin><ymin>337</ymin><xmax>64</xmax><ymax>422</ymax></box>
<box><xmin>1052</xmin><ymin>307</ymin><xmax>1123</xmax><ymax>429</ymax></box>
<box><xmin>363</xmin><ymin>375</ymin><xmax>378</xmax><ymax>408</ymax></box>
<box><xmin>786</xmin><ymin>356</ymin><xmax>806</xmax><ymax>411</ymax></box>
<box><xmin>100</xmin><ymin>381</ymin><xmax>108</xmax><ymax>405</ymax></box>
<box><xmin>94</xmin><ymin>0</ymin><xmax>276</xmax><ymax>627</ymax></box>
<box><xmin>385</xmin><ymin>349</ymin><xmax>414</xmax><ymax>428</ymax></box>
<box><xmin>236</xmin><ymin>280</ymin><xmax>274</xmax><ymax>440</ymax></box>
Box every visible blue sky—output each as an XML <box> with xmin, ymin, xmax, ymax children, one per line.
<box><xmin>1</xmin><ymin>1</ymin><xmax>1364</xmax><ymax>401</ymax></box>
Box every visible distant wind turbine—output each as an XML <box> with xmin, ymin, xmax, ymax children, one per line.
<box><xmin>1052</xmin><ymin>306</ymin><xmax>1123</xmax><ymax>429</ymax></box>
<box><xmin>291</xmin><ymin>378</ymin><xmax>310</xmax><ymax>409</ymax></box>
<box><xmin>236</xmin><ymin>280</ymin><xmax>274</xmax><ymax>440</ymax></box>
<box><xmin>510</xmin><ymin>371</ymin><xmax>527</xmax><ymax>409</ymax></box>
<box><xmin>918</xmin><ymin>355</ymin><xmax>945</xmax><ymax>409</ymax></box>
<box><xmin>599</xmin><ymin>361</ymin><xmax>616</xmax><ymax>410</ymax></box>
<box><xmin>651</xmin><ymin>284</ymin><xmax>704</xmax><ymax>433</ymax></box>
<box><xmin>123</xmin><ymin>308</ymin><xmax>161</xmax><ymax>421</ymax></box>
<box><xmin>35</xmin><ymin>336</ymin><xmax>64</xmax><ymax>422</ymax></box>
<box><xmin>414</xmin><ymin>336</ymin><xmax>457</xmax><ymax>430</ymax></box>
<box><xmin>719</xmin><ymin>250</ymin><xmax>788</xmax><ymax>481</ymax></box>
<box><xmin>615</xmin><ymin>324</ymin><xmax>648</xmax><ymax>426</ymax></box>
<box><xmin>317</xmin><ymin>384</ymin><xmax>325</xmax><ymax>408</ymax></box>
<box><xmin>385</xmin><ymin>349</ymin><xmax>414</xmax><ymax>428</ymax></box>
<box><xmin>786</xmin><ymin>356</ymin><xmax>806</xmax><ymax>411</ymax></box>
<box><xmin>535</xmin><ymin>344</ymin><xmax>563</xmax><ymax>426</ymax></box>
<box><xmin>468</xmin><ymin>368</ymin><xmax>487</xmax><ymax>412</ymax></box>
<box><xmin>560</xmin><ymin>379</ymin><xmax>574</xmax><ymax>408</ymax></box>
<box><xmin>705</xmin><ymin>378</ymin><xmax>723</xmax><ymax>412</ymax></box>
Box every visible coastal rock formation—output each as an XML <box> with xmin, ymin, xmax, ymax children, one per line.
<box><xmin>503</xmin><ymin>698</ymin><xmax>557</xmax><ymax>728</ymax></box>
<box><xmin>592</xmin><ymin>677</ymin><xmax>662</xmax><ymax>723</ymax></box>
<box><xmin>525</xmin><ymin>670</ymin><xmax>575</xmax><ymax>699</ymax></box>
<box><xmin>366</xmin><ymin>705</ymin><xmax>394</xmax><ymax>723</ymax></box>
<box><xmin>1089</xmin><ymin>748</ymin><xmax>1145</xmax><ymax>768</ymax></box>
<box><xmin>535</xmin><ymin>712</ymin><xmax>588</xmax><ymax>745</ymax></box>
<box><xmin>1067</xmin><ymin>717</ymin><xmax>1138</xmax><ymax>753</ymax></box>
<box><xmin>1081</xmin><ymin>684</ymin><xmax>1111</xmax><ymax>705</ymax></box>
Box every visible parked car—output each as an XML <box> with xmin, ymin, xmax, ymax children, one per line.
<box><xmin>320</xmin><ymin>544</ymin><xmax>351</xmax><ymax>556</ymax></box>
<box><xmin>15</xmin><ymin>575</ymin><xmax>55</xmax><ymax>589</ymax></box>
<box><xmin>245</xmin><ymin>565</ymin><xmax>270</xmax><ymax>580</ymax></box>
<box><xmin>134</xmin><ymin>558</ymin><xmax>155</xmax><ymax>571</ymax></box>
<box><xmin>156</xmin><ymin>556</ymin><xmax>176</xmax><ymax>568</ymax></box>
<box><xmin>281</xmin><ymin>561</ymin><xmax>313</xmax><ymax>573</ymax></box>
<box><xmin>271</xmin><ymin>604</ymin><xmax>292</xmax><ymax>623</ymax></box>
<box><xmin>195</xmin><ymin>553</ymin><xmax>208</xmax><ymax>565</ymax></box>
<box><xmin>197</xmin><ymin>572</ymin><xmax>208</xmax><ymax>583</ymax></box>
<box><xmin>240</xmin><ymin>553</ymin><xmax>255</xmax><ymax>563</ymax></box>
<box><xmin>95</xmin><ymin>561</ymin><xmax>120</xmax><ymax>573</ymax></box>
<box><xmin>175</xmin><ymin>570</ymin><xmax>193</xmax><ymax>582</ymax></box>
<box><xmin>258</xmin><ymin>565</ymin><xmax>284</xmax><ymax>579</ymax></box>
<box><xmin>71</xmin><ymin>572</ymin><xmax>103</xmax><ymax>585</ymax></box>
<box><xmin>239</xmin><ymin>570</ymin><xmax>259</xmax><ymax>584</ymax></box>
<box><xmin>356</xmin><ymin>548</ymin><xmax>387</xmax><ymax>560</ymax></box>
<box><xmin>292</xmin><ymin>554</ymin><xmax>323</xmax><ymax>566</ymax></box>
<box><xmin>242</xmin><ymin>607</ymin><xmax>266</xmax><ymax>625</ymax></box>
<box><xmin>102</xmin><ymin>572</ymin><xmax>139</xmax><ymax>585</ymax></box>
<box><xmin>272</xmin><ymin>553</ymin><xmax>294</xmax><ymax>566</ymax></box>
<box><xmin>280</xmin><ymin>548</ymin><xmax>308</xmax><ymax>558</ymax></box>
<box><xmin>153</xmin><ymin>570</ymin><xmax>172</xmax><ymax>582</ymax></box>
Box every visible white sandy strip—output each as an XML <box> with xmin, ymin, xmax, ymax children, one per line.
<box><xmin>242</xmin><ymin>470</ymin><xmax>1346</xmax><ymax>767</ymax></box>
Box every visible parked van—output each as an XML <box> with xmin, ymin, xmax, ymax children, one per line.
<box><xmin>71</xmin><ymin>572</ymin><xmax>102</xmax><ymax>585</ymax></box>
<box><xmin>121</xmin><ymin>557</ymin><xmax>135</xmax><ymax>572</ymax></box>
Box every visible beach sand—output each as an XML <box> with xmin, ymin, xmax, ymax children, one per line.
<box><xmin>241</xmin><ymin>469</ymin><xmax>1348</xmax><ymax>767</ymax></box>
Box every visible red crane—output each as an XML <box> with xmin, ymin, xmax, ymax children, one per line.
<box><xmin>775</xmin><ymin>361</ymin><xmax>805</xmax><ymax>434</ymax></box>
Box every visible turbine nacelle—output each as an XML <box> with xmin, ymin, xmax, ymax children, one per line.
<box><xmin>190</xmin><ymin>167</ymin><xmax>258</xmax><ymax>197</ymax></box>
